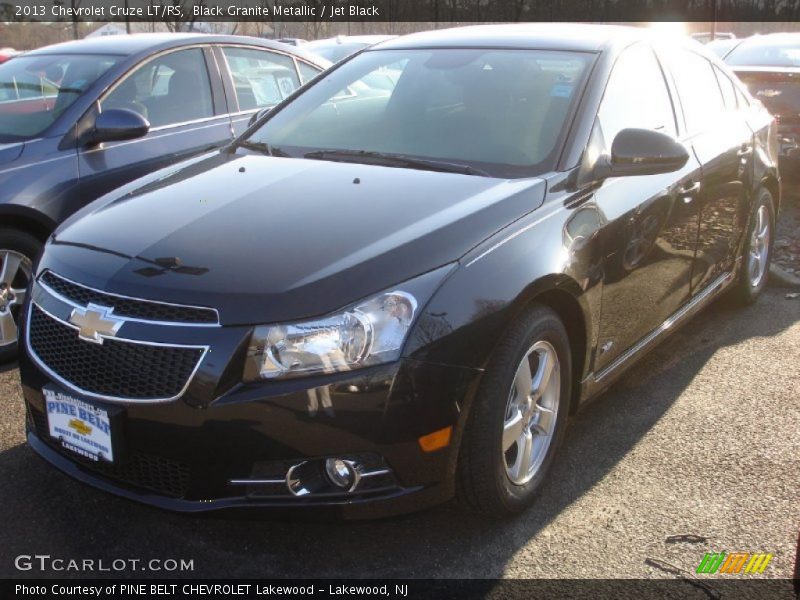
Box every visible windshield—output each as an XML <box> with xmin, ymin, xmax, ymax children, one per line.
<box><xmin>0</xmin><ymin>53</ymin><xmax>120</xmax><ymax>142</ymax></box>
<box><xmin>707</xmin><ymin>39</ymin><xmax>740</xmax><ymax>59</ymax></box>
<box><xmin>726</xmin><ymin>38</ymin><xmax>800</xmax><ymax>67</ymax></box>
<box><xmin>245</xmin><ymin>48</ymin><xmax>592</xmax><ymax>178</ymax></box>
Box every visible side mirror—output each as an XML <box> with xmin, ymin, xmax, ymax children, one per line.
<box><xmin>87</xmin><ymin>108</ymin><xmax>149</xmax><ymax>145</ymax></box>
<box><xmin>593</xmin><ymin>128</ymin><xmax>689</xmax><ymax>180</ymax></box>
<box><xmin>248</xmin><ymin>107</ymin><xmax>272</xmax><ymax>127</ymax></box>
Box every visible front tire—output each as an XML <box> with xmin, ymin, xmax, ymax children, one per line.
<box><xmin>457</xmin><ymin>304</ymin><xmax>571</xmax><ymax>516</ymax></box>
<box><xmin>0</xmin><ymin>229</ymin><xmax>39</xmax><ymax>362</ymax></box>
<box><xmin>732</xmin><ymin>188</ymin><xmax>774</xmax><ymax>305</ymax></box>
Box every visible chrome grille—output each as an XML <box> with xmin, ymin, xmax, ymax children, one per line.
<box><xmin>27</xmin><ymin>304</ymin><xmax>205</xmax><ymax>402</ymax></box>
<box><xmin>40</xmin><ymin>270</ymin><xmax>218</xmax><ymax>324</ymax></box>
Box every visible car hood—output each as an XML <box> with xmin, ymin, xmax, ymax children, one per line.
<box><xmin>47</xmin><ymin>151</ymin><xmax>546</xmax><ymax>325</ymax></box>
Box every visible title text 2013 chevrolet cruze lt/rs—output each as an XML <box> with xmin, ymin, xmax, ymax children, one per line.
<box><xmin>19</xmin><ymin>25</ymin><xmax>778</xmax><ymax>517</ymax></box>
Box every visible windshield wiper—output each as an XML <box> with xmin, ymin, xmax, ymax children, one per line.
<box><xmin>236</xmin><ymin>140</ymin><xmax>290</xmax><ymax>157</ymax></box>
<box><xmin>303</xmin><ymin>149</ymin><xmax>491</xmax><ymax>177</ymax></box>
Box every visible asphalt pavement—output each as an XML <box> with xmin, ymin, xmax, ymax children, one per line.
<box><xmin>0</xmin><ymin>288</ymin><xmax>798</xmax><ymax>585</ymax></box>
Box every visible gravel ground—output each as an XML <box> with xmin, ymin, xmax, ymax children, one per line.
<box><xmin>775</xmin><ymin>187</ymin><xmax>800</xmax><ymax>277</ymax></box>
<box><xmin>0</xmin><ymin>288</ymin><xmax>798</xmax><ymax>587</ymax></box>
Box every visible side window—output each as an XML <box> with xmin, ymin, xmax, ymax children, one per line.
<box><xmin>297</xmin><ymin>61</ymin><xmax>322</xmax><ymax>84</ymax></box>
<box><xmin>668</xmin><ymin>50</ymin><xmax>725</xmax><ymax>135</ymax></box>
<box><xmin>597</xmin><ymin>44</ymin><xmax>677</xmax><ymax>148</ymax></box>
<box><xmin>713</xmin><ymin>66</ymin><xmax>737</xmax><ymax>111</ymax></box>
<box><xmin>102</xmin><ymin>48</ymin><xmax>213</xmax><ymax>128</ymax></box>
<box><xmin>222</xmin><ymin>47</ymin><xmax>301</xmax><ymax>111</ymax></box>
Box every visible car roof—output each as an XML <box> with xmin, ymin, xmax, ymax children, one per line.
<box><xmin>376</xmin><ymin>23</ymin><xmax>682</xmax><ymax>53</ymax></box>
<box><xmin>732</xmin><ymin>32</ymin><xmax>800</xmax><ymax>47</ymax></box>
<box><xmin>307</xmin><ymin>35</ymin><xmax>397</xmax><ymax>47</ymax></box>
<box><xmin>23</xmin><ymin>33</ymin><xmax>327</xmax><ymax>65</ymax></box>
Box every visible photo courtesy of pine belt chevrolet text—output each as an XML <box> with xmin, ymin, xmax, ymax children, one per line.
<box><xmin>12</xmin><ymin>24</ymin><xmax>780</xmax><ymax>518</ymax></box>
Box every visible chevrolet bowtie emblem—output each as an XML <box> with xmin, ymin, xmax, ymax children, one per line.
<box><xmin>69</xmin><ymin>303</ymin><xmax>123</xmax><ymax>344</ymax></box>
<box><xmin>68</xmin><ymin>418</ymin><xmax>92</xmax><ymax>436</ymax></box>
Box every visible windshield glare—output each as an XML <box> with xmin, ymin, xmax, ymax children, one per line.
<box><xmin>0</xmin><ymin>53</ymin><xmax>120</xmax><ymax>142</ymax></box>
<box><xmin>247</xmin><ymin>48</ymin><xmax>592</xmax><ymax>178</ymax></box>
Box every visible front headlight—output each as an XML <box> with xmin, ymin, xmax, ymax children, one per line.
<box><xmin>243</xmin><ymin>266</ymin><xmax>453</xmax><ymax>381</ymax></box>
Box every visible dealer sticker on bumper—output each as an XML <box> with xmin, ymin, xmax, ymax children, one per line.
<box><xmin>44</xmin><ymin>389</ymin><xmax>114</xmax><ymax>462</ymax></box>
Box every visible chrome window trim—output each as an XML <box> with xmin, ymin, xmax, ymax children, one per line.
<box><xmin>229</xmin><ymin>108</ymin><xmax>262</xmax><ymax>118</ymax></box>
<box><xmin>148</xmin><ymin>114</ymin><xmax>227</xmax><ymax>132</ymax></box>
<box><xmin>39</xmin><ymin>270</ymin><xmax>221</xmax><ymax>327</ymax></box>
<box><xmin>26</xmin><ymin>301</ymin><xmax>209</xmax><ymax>404</ymax></box>
<box><xmin>96</xmin><ymin>43</ymin><xmax>218</xmax><ymax>117</ymax></box>
<box><xmin>80</xmin><ymin>117</ymin><xmax>229</xmax><ymax>154</ymax></box>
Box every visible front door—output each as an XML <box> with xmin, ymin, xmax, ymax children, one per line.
<box><xmin>76</xmin><ymin>46</ymin><xmax>233</xmax><ymax>206</ymax></box>
<box><xmin>591</xmin><ymin>43</ymin><xmax>702</xmax><ymax>373</ymax></box>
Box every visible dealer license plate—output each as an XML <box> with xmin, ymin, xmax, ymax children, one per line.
<box><xmin>44</xmin><ymin>388</ymin><xmax>114</xmax><ymax>462</ymax></box>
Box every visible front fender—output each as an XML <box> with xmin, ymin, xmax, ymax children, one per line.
<box><xmin>404</xmin><ymin>194</ymin><xmax>602</xmax><ymax>378</ymax></box>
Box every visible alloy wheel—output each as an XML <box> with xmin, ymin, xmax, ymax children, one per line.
<box><xmin>748</xmin><ymin>204</ymin><xmax>770</xmax><ymax>288</ymax></box>
<box><xmin>503</xmin><ymin>340</ymin><xmax>561</xmax><ymax>486</ymax></box>
<box><xmin>0</xmin><ymin>250</ymin><xmax>32</xmax><ymax>348</ymax></box>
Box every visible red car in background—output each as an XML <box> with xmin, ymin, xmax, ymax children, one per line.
<box><xmin>0</xmin><ymin>48</ymin><xmax>20</xmax><ymax>64</ymax></box>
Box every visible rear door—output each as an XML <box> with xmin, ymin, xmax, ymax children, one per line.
<box><xmin>214</xmin><ymin>45</ymin><xmax>322</xmax><ymax>137</ymax></box>
<box><xmin>735</xmin><ymin>67</ymin><xmax>800</xmax><ymax>179</ymax></box>
<box><xmin>665</xmin><ymin>49</ymin><xmax>753</xmax><ymax>293</ymax></box>
<box><xmin>76</xmin><ymin>46</ymin><xmax>233</xmax><ymax>204</ymax></box>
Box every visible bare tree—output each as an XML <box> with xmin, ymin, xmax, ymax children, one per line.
<box><xmin>159</xmin><ymin>0</ymin><xmax>205</xmax><ymax>32</ymax></box>
<box><xmin>52</xmin><ymin>0</ymin><xmax>82</xmax><ymax>40</ymax></box>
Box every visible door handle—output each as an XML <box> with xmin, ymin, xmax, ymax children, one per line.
<box><xmin>678</xmin><ymin>181</ymin><xmax>701</xmax><ymax>202</ymax></box>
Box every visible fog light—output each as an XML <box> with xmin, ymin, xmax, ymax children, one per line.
<box><xmin>325</xmin><ymin>458</ymin><xmax>357</xmax><ymax>490</ymax></box>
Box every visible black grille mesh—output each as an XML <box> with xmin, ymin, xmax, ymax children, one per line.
<box><xmin>31</xmin><ymin>409</ymin><xmax>190</xmax><ymax>498</ymax></box>
<box><xmin>40</xmin><ymin>271</ymin><xmax>218</xmax><ymax>324</ymax></box>
<box><xmin>29</xmin><ymin>305</ymin><xmax>204</xmax><ymax>400</ymax></box>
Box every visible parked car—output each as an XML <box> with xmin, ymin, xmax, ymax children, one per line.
<box><xmin>691</xmin><ymin>32</ymin><xmax>736</xmax><ymax>44</ymax></box>
<box><xmin>723</xmin><ymin>33</ymin><xmax>800</xmax><ymax>182</ymax></box>
<box><xmin>275</xmin><ymin>38</ymin><xmax>307</xmax><ymax>47</ymax></box>
<box><xmin>304</xmin><ymin>34</ymin><xmax>397</xmax><ymax>63</ymax></box>
<box><xmin>19</xmin><ymin>24</ymin><xmax>778</xmax><ymax>518</ymax></box>
<box><xmin>0</xmin><ymin>33</ymin><xmax>328</xmax><ymax>360</ymax></box>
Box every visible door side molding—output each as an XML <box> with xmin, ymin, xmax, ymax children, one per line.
<box><xmin>592</xmin><ymin>269</ymin><xmax>735</xmax><ymax>385</ymax></box>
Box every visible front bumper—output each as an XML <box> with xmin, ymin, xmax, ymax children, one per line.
<box><xmin>20</xmin><ymin>353</ymin><xmax>481</xmax><ymax>518</ymax></box>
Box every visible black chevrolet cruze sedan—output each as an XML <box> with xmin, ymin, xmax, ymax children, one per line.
<box><xmin>0</xmin><ymin>33</ymin><xmax>326</xmax><ymax>360</ymax></box>
<box><xmin>18</xmin><ymin>25</ymin><xmax>778</xmax><ymax>517</ymax></box>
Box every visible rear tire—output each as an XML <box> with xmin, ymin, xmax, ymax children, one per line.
<box><xmin>457</xmin><ymin>304</ymin><xmax>571</xmax><ymax>516</ymax></box>
<box><xmin>0</xmin><ymin>229</ymin><xmax>40</xmax><ymax>363</ymax></box>
<box><xmin>731</xmin><ymin>188</ymin><xmax>774</xmax><ymax>305</ymax></box>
